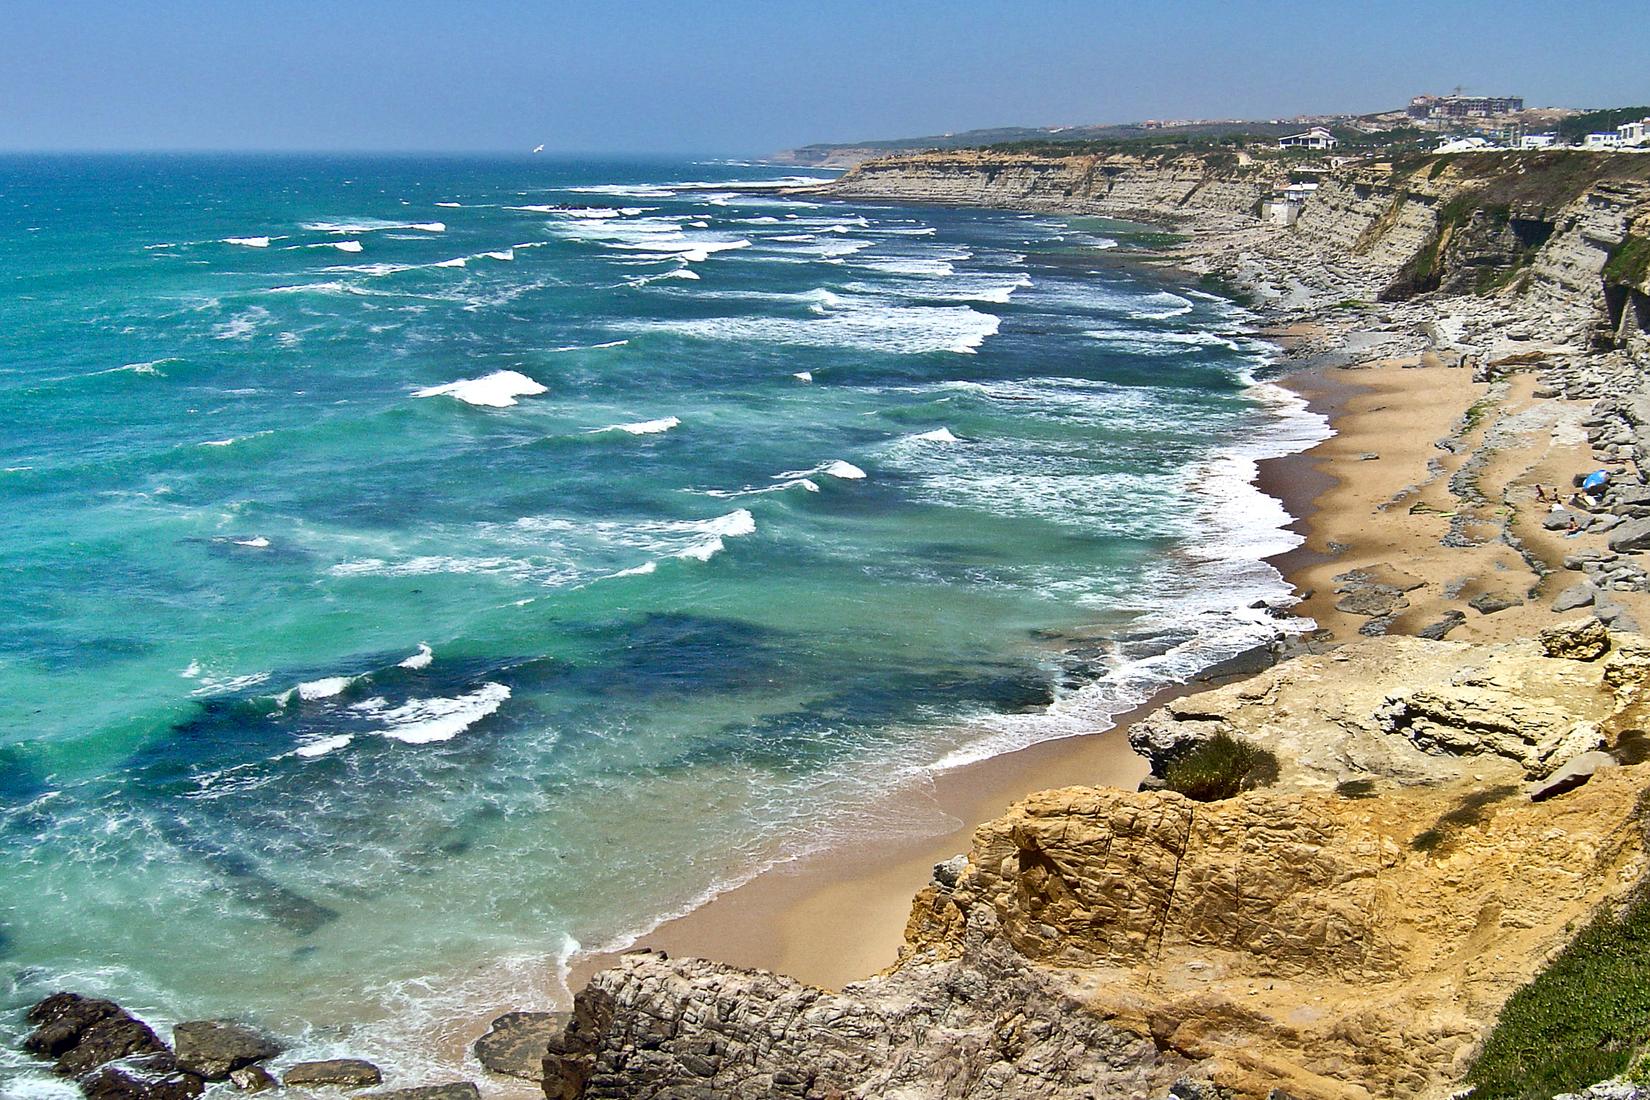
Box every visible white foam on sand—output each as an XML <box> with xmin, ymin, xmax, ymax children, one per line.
<box><xmin>413</xmin><ymin>370</ymin><xmax>546</xmax><ymax>408</ymax></box>
<box><xmin>590</xmin><ymin>415</ymin><xmax>681</xmax><ymax>436</ymax></box>
<box><xmin>399</xmin><ymin>643</ymin><xmax>434</xmax><ymax>670</ymax></box>
<box><xmin>355</xmin><ymin>682</ymin><xmax>511</xmax><ymax>744</ymax></box>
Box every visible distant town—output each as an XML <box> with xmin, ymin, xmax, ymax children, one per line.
<box><xmin>774</xmin><ymin>94</ymin><xmax>1650</xmax><ymax>167</ymax></box>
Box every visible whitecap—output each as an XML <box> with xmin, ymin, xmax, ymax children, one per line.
<box><xmin>358</xmin><ymin>682</ymin><xmax>510</xmax><ymax>744</ymax></box>
<box><xmin>676</xmin><ymin>509</ymin><xmax>756</xmax><ymax>562</ymax></box>
<box><xmin>432</xmin><ymin>257</ymin><xmax>467</xmax><ymax>268</ymax></box>
<box><xmin>590</xmin><ymin>415</ymin><xmax>681</xmax><ymax>436</ymax></box>
<box><xmin>233</xmin><ymin>536</ymin><xmax>271</xmax><ymax>548</ymax></box>
<box><xmin>332</xmin><ymin>240</ymin><xmax>364</xmax><ymax>253</ymax></box>
<box><xmin>223</xmin><ymin>236</ymin><xmax>279</xmax><ymax>248</ymax></box>
<box><xmin>912</xmin><ymin>427</ymin><xmax>960</xmax><ymax>443</ymax></box>
<box><xmin>793</xmin><ymin>371</ymin><xmax>813</xmax><ymax>383</ymax></box>
<box><xmin>295</xmin><ymin>734</ymin><xmax>353</xmax><ymax>759</ymax></box>
<box><xmin>297</xmin><ymin>675</ymin><xmax>355</xmax><ymax>701</ymax></box>
<box><xmin>550</xmin><ymin>339</ymin><xmax>629</xmax><ymax>353</ymax></box>
<box><xmin>481</xmin><ymin>250</ymin><xmax>515</xmax><ymax>261</ymax></box>
<box><xmin>413</xmin><ymin>369</ymin><xmax>546</xmax><ymax>408</ymax></box>
<box><xmin>608</xmin><ymin>561</ymin><xmax>657</xmax><ymax>578</ymax></box>
<box><xmin>399</xmin><ymin>643</ymin><xmax>434</xmax><ymax>670</ymax></box>
<box><xmin>435</xmin><ymin>202</ymin><xmax>463</xmax><ymax>208</ymax></box>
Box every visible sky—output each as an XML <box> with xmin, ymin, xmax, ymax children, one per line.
<box><xmin>2</xmin><ymin>0</ymin><xmax>1645</xmax><ymax>154</ymax></box>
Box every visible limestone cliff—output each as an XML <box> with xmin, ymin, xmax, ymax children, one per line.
<box><xmin>818</xmin><ymin>149</ymin><xmax>1650</xmax><ymax>343</ymax></box>
<box><xmin>542</xmin><ymin>629</ymin><xmax>1650</xmax><ymax>1099</ymax></box>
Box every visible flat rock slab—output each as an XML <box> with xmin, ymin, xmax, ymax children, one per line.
<box><xmin>361</xmin><ymin>1084</ymin><xmax>480</xmax><ymax>1100</ymax></box>
<box><xmin>1552</xmin><ymin>582</ymin><xmax>1597</xmax><ymax>612</ymax></box>
<box><xmin>1470</xmin><ymin>592</ymin><xmax>1523</xmax><ymax>615</ymax></box>
<box><xmin>283</xmin><ymin>1059</ymin><xmax>383</xmax><ymax>1090</ymax></box>
<box><xmin>173</xmin><ymin>1020</ymin><xmax>282</xmax><ymax>1080</ymax></box>
<box><xmin>473</xmin><ymin>1011</ymin><xmax>564</xmax><ymax>1082</ymax></box>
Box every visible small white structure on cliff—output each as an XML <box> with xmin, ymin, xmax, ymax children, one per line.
<box><xmin>1585</xmin><ymin>132</ymin><xmax>1624</xmax><ymax>150</ymax></box>
<box><xmin>1520</xmin><ymin>133</ymin><xmax>1558</xmax><ymax>149</ymax></box>
<box><xmin>1278</xmin><ymin>127</ymin><xmax>1337</xmax><ymax>150</ymax></box>
<box><xmin>1619</xmin><ymin>120</ymin><xmax>1650</xmax><ymax>147</ymax></box>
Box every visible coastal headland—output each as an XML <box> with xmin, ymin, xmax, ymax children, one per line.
<box><xmin>529</xmin><ymin>149</ymin><xmax>1650</xmax><ymax>1098</ymax></box>
<box><xmin>20</xmin><ymin>147</ymin><xmax>1650</xmax><ymax>1099</ymax></box>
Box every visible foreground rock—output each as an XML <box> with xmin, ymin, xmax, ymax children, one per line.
<box><xmin>172</xmin><ymin>1020</ymin><xmax>281</xmax><ymax>1080</ymax></box>
<box><xmin>81</xmin><ymin>1055</ymin><xmax>205</xmax><ymax>1100</ymax></box>
<box><xmin>361</xmin><ymin>1085</ymin><xmax>480</xmax><ymax>1100</ymax></box>
<box><xmin>283</xmin><ymin>1059</ymin><xmax>384</xmax><ymax>1090</ymax></box>
<box><xmin>544</xmin><ymin>630</ymin><xmax>1650</xmax><ymax>1099</ymax></box>
<box><xmin>474</xmin><ymin>1010</ymin><xmax>563</xmax><ymax>1082</ymax></box>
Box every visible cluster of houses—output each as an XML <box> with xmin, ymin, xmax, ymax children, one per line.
<box><xmin>1273</xmin><ymin>116</ymin><xmax>1650</xmax><ymax>156</ymax></box>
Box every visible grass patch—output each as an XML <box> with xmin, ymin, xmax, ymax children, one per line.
<box><xmin>1466</xmin><ymin>881</ymin><xmax>1650</xmax><ymax>1098</ymax></box>
<box><xmin>1604</xmin><ymin>235</ymin><xmax>1650</xmax><ymax>288</ymax></box>
<box><xmin>1410</xmin><ymin>785</ymin><xmax>1517</xmax><ymax>853</ymax></box>
<box><xmin>1162</xmin><ymin>733</ymin><xmax>1279</xmax><ymax>802</ymax></box>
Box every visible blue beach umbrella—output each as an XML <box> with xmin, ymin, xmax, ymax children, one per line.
<box><xmin>1582</xmin><ymin>470</ymin><xmax>1610</xmax><ymax>493</ymax></box>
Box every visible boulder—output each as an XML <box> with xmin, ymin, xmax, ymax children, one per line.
<box><xmin>1470</xmin><ymin>591</ymin><xmax>1523</xmax><ymax>615</ymax></box>
<box><xmin>1530</xmin><ymin>750</ymin><xmax>1620</xmax><ymax>802</ymax></box>
<box><xmin>1417</xmin><ymin>611</ymin><xmax>1467</xmax><ymax>640</ymax></box>
<box><xmin>360</xmin><ymin>1085</ymin><xmax>481</xmax><ymax>1100</ymax></box>
<box><xmin>80</xmin><ymin>1055</ymin><xmax>205</xmax><ymax>1100</ymax></box>
<box><xmin>1608</xmin><ymin>516</ymin><xmax>1650</xmax><ymax>552</ymax></box>
<box><xmin>173</xmin><ymin>1021</ymin><xmax>281</xmax><ymax>1080</ymax></box>
<box><xmin>229</xmin><ymin>1065</ymin><xmax>279</xmax><ymax>1092</ymax></box>
<box><xmin>1552</xmin><ymin>583</ymin><xmax>1597</xmax><ymax>612</ymax></box>
<box><xmin>55</xmin><ymin>1017</ymin><xmax>169</xmax><ymax>1077</ymax></box>
<box><xmin>24</xmin><ymin>993</ymin><xmax>125</xmax><ymax>1058</ymax></box>
<box><xmin>474</xmin><ymin>1011</ymin><xmax>565</xmax><ymax>1082</ymax></box>
<box><xmin>1544</xmin><ymin>510</ymin><xmax>1582</xmax><ymax>531</ymax></box>
<box><xmin>283</xmin><ymin>1059</ymin><xmax>383</xmax><ymax>1089</ymax></box>
<box><xmin>1540</xmin><ymin>618</ymin><xmax>1612</xmax><ymax>661</ymax></box>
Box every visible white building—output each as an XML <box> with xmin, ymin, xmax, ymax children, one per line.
<box><xmin>1619</xmin><ymin>120</ymin><xmax>1650</xmax><ymax>147</ymax></box>
<box><xmin>1278</xmin><ymin>126</ymin><xmax>1337</xmax><ymax>150</ymax></box>
<box><xmin>1585</xmin><ymin>132</ymin><xmax>1624</xmax><ymax>150</ymax></box>
<box><xmin>1519</xmin><ymin>132</ymin><xmax>1557</xmax><ymax>149</ymax></box>
<box><xmin>1436</xmin><ymin>135</ymin><xmax>1497</xmax><ymax>153</ymax></box>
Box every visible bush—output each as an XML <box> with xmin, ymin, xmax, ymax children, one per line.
<box><xmin>1162</xmin><ymin>733</ymin><xmax>1279</xmax><ymax>801</ymax></box>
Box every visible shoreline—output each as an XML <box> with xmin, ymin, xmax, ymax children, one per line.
<box><xmin>565</xmin><ymin>322</ymin><xmax>1356</xmax><ymax>997</ymax></box>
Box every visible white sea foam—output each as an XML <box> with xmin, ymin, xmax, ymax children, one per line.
<box><xmin>564</xmin><ymin>184</ymin><xmax>675</xmax><ymax>199</ymax></box>
<box><xmin>331</xmin><ymin>241</ymin><xmax>364</xmax><ymax>253</ymax></box>
<box><xmin>303</xmin><ymin>219</ymin><xmax>446</xmax><ymax>234</ymax></box>
<box><xmin>911</xmin><ymin>427</ymin><xmax>960</xmax><ymax>443</ymax></box>
<box><xmin>550</xmin><ymin>339</ymin><xmax>629</xmax><ymax>353</ymax></box>
<box><xmin>233</xmin><ymin>536</ymin><xmax>271</xmax><ymax>548</ymax></box>
<box><xmin>608</xmin><ymin>561</ymin><xmax>658</xmax><ymax>578</ymax></box>
<box><xmin>297</xmin><ymin>675</ymin><xmax>355</xmax><ymax>701</ymax></box>
<box><xmin>773</xmin><ymin>459</ymin><xmax>867</xmax><ymax>481</ymax></box>
<box><xmin>633</xmin><ymin>301</ymin><xmax>1000</xmax><ymax>355</ymax></box>
<box><xmin>793</xmin><ymin>371</ymin><xmax>813</xmax><ymax>382</ymax></box>
<box><xmin>413</xmin><ymin>369</ymin><xmax>546</xmax><ymax>408</ymax></box>
<box><xmin>399</xmin><ymin>643</ymin><xmax>434</xmax><ymax>670</ymax></box>
<box><xmin>213</xmin><ymin>307</ymin><xmax>271</xmax><ymax>341</ymax></box>
<box><xmin>223</xmin><ymin>236</ymin><xmax>279</xmax><ymax>248</ymax></box>
<box><xmin>295</xmin><ymin>734</ymin><xmax>354</xmax><ymax>759</ymax></box>
<box><xmin>356</xmin><ymin>682</ymin><xmax>510</xmax><ymax>744</ymax></box>
<box><xmin>675</xmin><ymin>509</ymin><xmax>756</xmax><ymax>561</ymax></box>
<box><xmin>94</xmin><ymin>357</ymin><xmax>177</xmax><ymax>377</ymax></box>
<box><xmin>435</xmin><ymin>202</ymin><xmax>463</xmax><ymax>208</ymax></box>
<box><xmin>432</xmin><ymin>257</ymin><xmax>467</xmax><ymax>268</ymax></box>
<box><xmin>591</xmin><ymin>415</ymin><xmax>681</xmax><ymax>436</ymax></box>
<box><xmin>481</xmin><ymin>250</ymin><xmax>515</xmax><ymax>261</ymax></box>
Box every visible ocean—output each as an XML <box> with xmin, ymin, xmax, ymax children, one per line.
<box><xmin>0</xmin><ymin>154</ymin><xmax>1325</xmax><ymax>1092</ymax></box>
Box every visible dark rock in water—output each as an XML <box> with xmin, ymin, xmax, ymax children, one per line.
<box><xmin>55</xmin><ymin>1017</ymin><xmax>168</xmax><ymax>1077</ymax></box>
<box><xmin>1417</xmin><ymin>611</ymin><xmax>1467</xmax><ymax>640</ymax></box>
<box><xmin>228</xmin><ymin>1065</ymin><xmax>278</xmax><ymax>1092</ymax></box>
<box><xmin>1553</xmin><ymin>582</ymin><xmax>1598</xmax><ymax>612</ymax></box>
<box><xmin>80</xmin><ymin>1054</ymin><xmax>204</xmax><ymax>1100</ymax></box>
<box><xmin>474</xmin><ymin>1011</ymin><xmax>565</xmax><ymax>1083</ymax></box>
<box><xmin>361</xmin><ymin>1084</ymin><xmax>481</xmax><ymax>1100</ymax></box>
<box><xmin>173</xmin><ymin>1020</ymin><xmax>282</xmax><ymax>1080</ymax></box>
<box><xmin>283</xmin><ymin>1058</ymin><xmax>383</xmax><ymax>1089</ymax></box>
<box><xmin>1530</xmin><ymin>750</ymin><xmax>1619</xmax><ymax>802</ymax></box>
<box><xmin>1469</xmin><ymin>592</ymin><xmax>1522</xmax><ymax>615</ymax></box>
<box><xmin>24</xmin><ymin>993</ymin><xmax>125</xmax><ymax>1057</ymax></box>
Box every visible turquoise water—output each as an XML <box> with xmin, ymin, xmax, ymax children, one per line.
<box><xmin>0</xmin><ymin>154</ymin><xmax>1323</xmax><ymax>1090</ymax></box>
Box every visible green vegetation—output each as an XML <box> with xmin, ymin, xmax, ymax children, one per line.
<box><xmin>1162</xmin><ymin>733</ymin><xmax>1279</xmax><ymax>802</ymax></box>
<box><xmin>1603</xmin><ymin>235</ymin><xmax>1650</xmax><ymax>288</ymax></box>
<box><xmin>1466</xmin><ymin>878</ymin><xmax>1650</xmax><ymax>1098</ymax></box>
<box><xmin>1557</xmin><ymin>106</ymin><xmax>1650</xmax><ymax>145</ymax></box>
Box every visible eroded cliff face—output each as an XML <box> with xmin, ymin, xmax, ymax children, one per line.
<box><xmin>544</xmin><ymin>630</ymin><xmax>1650</xmax><ymax>1100</ymax></box>
<box><xmin>821</xmin><ymin>149</ymin><xmax>1650</xmax><ymax>341</ymax></box>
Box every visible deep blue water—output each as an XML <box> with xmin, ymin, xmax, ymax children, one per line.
<box><xmin>0</xmin><ymin>154</ymin><xmax>1323</xmax><ymax>1091</ymax></box>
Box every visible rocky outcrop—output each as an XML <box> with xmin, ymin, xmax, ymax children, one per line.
<box><xmin>282</xmin><ymin>1058</ymin><xmax>385</xmax><ymax>1090</ymax></box>
<box><xmin>475</xmin><ymin>1011</ymin><xmax>564</xmax><ymax>1082</ymax></box>
<box><xmin>171</xmin><ymin>1020</ymin><xmax>281</xmax><ymax>1081</ymax></box>
<box><xmin>544</xmin><ymin>630</ymin><xmax>1650</xmax><ymax>1100</ymax></box>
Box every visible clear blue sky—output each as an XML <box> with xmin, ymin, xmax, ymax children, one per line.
<box><xmin>3</xmin><ymin>0</ymin><xmax>1644</xmax><ymax>154</ymax></box>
